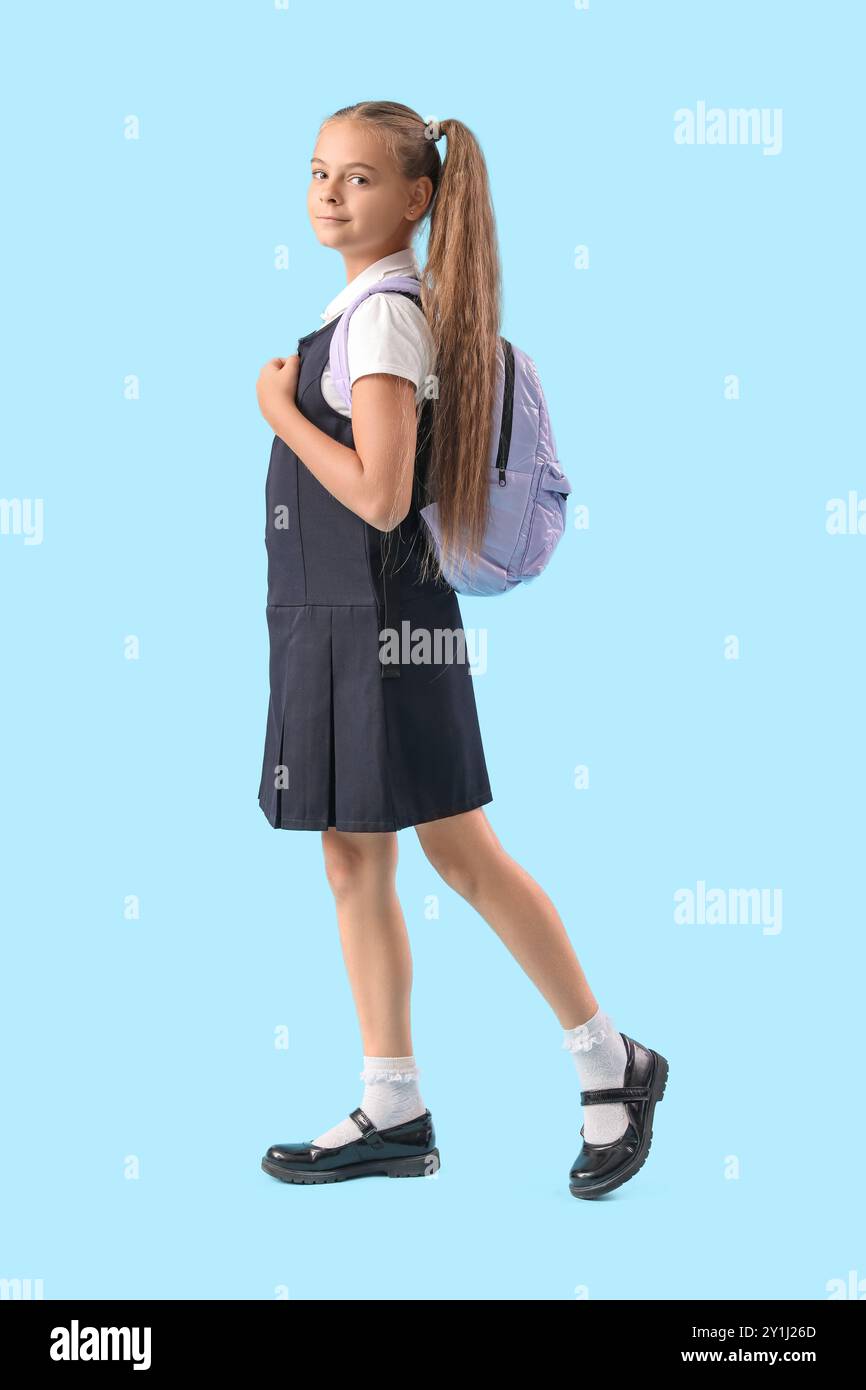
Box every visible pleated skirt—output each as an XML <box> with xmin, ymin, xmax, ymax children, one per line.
<box><xmin>257</xmin><ymin>587</ymin><xmax>493</xmax><ymax>832</ymax></box>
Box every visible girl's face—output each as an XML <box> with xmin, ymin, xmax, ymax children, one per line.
<box><xmin>308</xmin><ymin>121</ymin><xmax>431</xmax><ymax>261</ymax></box>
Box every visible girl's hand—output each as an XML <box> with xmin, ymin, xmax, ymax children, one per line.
<box><xmin>256</xmin><ymin>355</ymin><xmax>300</xmax><ymax>428</ymax></box>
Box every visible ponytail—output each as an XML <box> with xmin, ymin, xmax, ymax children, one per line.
<box><xmin>420</xmin><ymin>117</ymin><xmax>501</xmax><ymax>581</ymax></box>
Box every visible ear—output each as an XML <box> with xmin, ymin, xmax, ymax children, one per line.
<box><xmin>407</xmin><ymin>175</ymin><xmax>434</xmax><ymax>221</ymax></box>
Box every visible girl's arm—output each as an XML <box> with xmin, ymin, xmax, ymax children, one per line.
<box><xmin>257</xmin><ymin>356</ymin><xmax>417</xmax><ymax>532</ymax></box>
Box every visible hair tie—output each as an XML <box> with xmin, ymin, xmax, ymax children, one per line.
<box><xmin>423</xmin><ymin>119</ymin><xmax>443</xmax><ymax>142</ymax></box>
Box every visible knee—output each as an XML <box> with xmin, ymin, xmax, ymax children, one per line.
<box><xmin>420</xmin><ymin>843</ymin><xmax>480</xmax><ymax>902</ymax></box>
<box><xmin>321</xmin><ymin>831</ymin><xmax>396</xmax><ymax>902</ymax></box>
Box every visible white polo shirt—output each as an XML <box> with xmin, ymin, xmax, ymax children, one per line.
<box><xmin>318</xmin><ymin>248</ymin><xmax>436</xmax><ymax>418</ymax></box>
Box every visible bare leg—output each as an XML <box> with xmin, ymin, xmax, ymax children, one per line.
<box><xmin>320</xmin><ymin>827</ymin><xmax>414</xmax><ymax>1056</ymax></box>
<box><xmin>414</xmin><ymin>808</ymin><xmax>597</xmax><ymax>1029</ymax></box>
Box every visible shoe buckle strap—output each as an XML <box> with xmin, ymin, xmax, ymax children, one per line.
<box><xmin>580</xmin><ymin>1084</ymin><xmax>651</xmax><ymax>1105</ymax></box>
<box><xmin>349</xmin><ymin>1106</ymin><xmax>387</xmax><ymax>1147</ymax></box>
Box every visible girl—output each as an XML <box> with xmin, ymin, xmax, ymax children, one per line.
<box><xmin>255</xmin><ymin>101</ymin><xmax>668</xmax><ymax>1199</ymax></box>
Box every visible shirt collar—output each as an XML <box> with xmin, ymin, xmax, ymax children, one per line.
<box><xmin>320</xmin><ymin>248</ymin><xmax>422</xmax><ymax>325</ymax></box>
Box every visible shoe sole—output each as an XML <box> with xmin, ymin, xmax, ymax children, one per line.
<box><xmin>569</xmin><ymin>1050</ymin><xmax>669</xmax><ymax>1200</ymax></box>
<box><xmin>261</xmin><ymin>1149</ymin><xmax>441</xmax><ymax>1184</ymax></box>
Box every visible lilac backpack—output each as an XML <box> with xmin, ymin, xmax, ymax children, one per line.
<box><xmin>328</xmin><ymin>275</ymin><xmax>572</xmax><ymax>596</ymax></box>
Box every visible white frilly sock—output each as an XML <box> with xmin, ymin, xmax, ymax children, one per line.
<box><xmin>312</xmin><ymin>1056</ymin><xmax>426</xmax><ymax>1149</ymax></box>
<box><xmin>562</xmin><ymin>1007</ymin><xmax>631</xmax><ymax>1144</ymax></box>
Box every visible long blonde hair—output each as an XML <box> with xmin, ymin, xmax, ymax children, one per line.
<box><xmin>321</xmin><ymin>101</ymin><xmax>502</xmax><ymax>582</ymax></box>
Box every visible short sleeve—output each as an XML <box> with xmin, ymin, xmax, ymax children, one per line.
<box><xmin>346</xmin><ymin>293</ymin><xmax>435</xmax><ymax>396</ymax></box>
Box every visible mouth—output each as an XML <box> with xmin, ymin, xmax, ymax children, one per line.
<box><xmin>317</xmin><ymin>216</ymin><xmax>349</xmax><ymax>222</ymax></box>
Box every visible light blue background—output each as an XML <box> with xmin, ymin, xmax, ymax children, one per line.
<box><xmin>2</xmin><ymin>0</ymin><xmax>863</xmax><ymax>1301</ymax></box>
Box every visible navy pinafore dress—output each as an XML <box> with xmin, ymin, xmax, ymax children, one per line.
<box><xmin>258</xmin><ymin>290</ymin><xmax>493</xmax><ymax>832</ymax></box>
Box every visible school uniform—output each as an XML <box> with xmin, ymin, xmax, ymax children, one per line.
<box><xmin>257</xmin><ymin>250</ymin><xmax>493</xmax><ymax>831</ymax></box>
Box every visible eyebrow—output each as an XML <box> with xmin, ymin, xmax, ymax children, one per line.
<box><xmin>310</xmin><ymin>159</ymin><xmax>379</xmax><ymax>172</ymax></box>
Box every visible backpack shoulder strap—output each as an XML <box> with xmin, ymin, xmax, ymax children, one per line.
<box><xmin>495</xmin><ymin>338</ymin><xmax>516</xmax><ymax>485</ymax></box>
<box><xmin>328</xmin><ymin>276</ymin><xmax>423</xmax><ymax>409</ymax></box>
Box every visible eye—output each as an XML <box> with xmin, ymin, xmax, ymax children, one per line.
<box><xmin>348</xmin><ymin>175</ymin><xmax>368</xmax><ymax>185</ymax></box>
<box><xmin>311</xmin><ymin>170</ymin><xmax>326</xmax><ymax>180</ymax></box>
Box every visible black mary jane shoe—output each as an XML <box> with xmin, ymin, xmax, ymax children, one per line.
<box><xmin>262</xmin><ymin>1106</ymin><xmax>440</xmax><ymax>1184</ymax></box>
<box><xmin>569</xmin><ymin>1033</ymin><xmax>669</xmax><ymax>1200</ymax></box>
